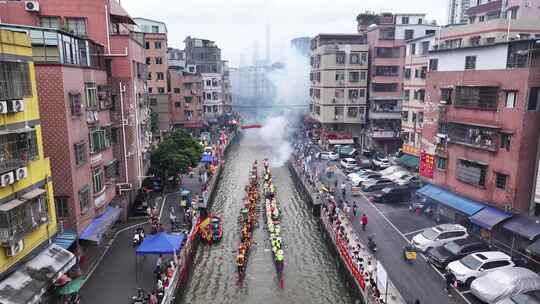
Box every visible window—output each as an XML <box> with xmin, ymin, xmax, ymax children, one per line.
<box><xmin>375</xmin><ymin>47</ymin><xmax>400</xmax><ymax>58</ymax></box>
<box><xmin>421</xmin><ymin>41</ymin><xmax>430</xmax><ymax>55</ymax></box>
<box><xmin>349</xmin><ymin>89</ymin><xmax>359</xmax><ymax>99</ymax></box>
<box><xmin>441</xmin><ymin>88</ymin><xmax>452</xmax><ymax>104</ymax></box>
<box><xmin>403</xmin><ymin>90</ymin><xmax>410</xmax><ymax>101</ymax></box>
<box><xmin>65</xmin><ymin>17</ymin><xmax>87</xmax><ymax>36</ymax></box>
<box><xmin>146</xmin><ymin>57</ymin><xmax>151</xmax><ymax>65</ymax></box>
<box><xmin>105</xmin><ymin>160</ymin><xmax>119</xmax><ymax>178</ymax></box>
<box><xmin>401</xmin><ymin>16</ymin><xmax>409</xmax><ymax>24</ymax></box>
<box><xmin>157</xmin><ymin>72</ymin><xmax>164</xmax><ymax>80</ymax></box>
<box><xmin>359</xmin><ymin>89</ymin><xmax>366</xmax><ymax>98</ymax></box>
<box><xmin>79</xmin><ymin>186</ymin><xmax>90</xmax><ymax>214</ymax></box>
<box><xmin>479</xmin><ymin>15</ymin><xmax>485</xmax><ymax>22</ymax></box>
<box><xmin>74</xmin><ymin>142</ymin><xmax>87</xmax><ymax>166</ymax></box>
<box><xmin>145</xmin><ymin>41</ymin><xmax>150</xmax><ymax>49</ymax></box>
<box><xmin>89</xmin><ymin>127</ymin><xmax>109</xmax><ymax>154</ymax></box>
<box><xmin>402</xmin><ymin>111</ymin><xmax>409</xmax><ymax>121</ymax></box>
<box><xmin>372</xmin><ymin>83</ymin><xmax>398</xmax><ymax>92</ymax></box>
<box><xmin>470</xmin><ymin>36</ymin><xmax>481</xmax><ymax>46</ymax></box>
<box><xmin>85</xmin><ymin>82</ymin><xmax>98</xmax><ymax>109</ymax></box>
<box><xmin>0</xmin><ymin>61</ymin><xmax>32</xmax><ymax>100</ymax></box>
<box><xmin>456</xmin><ymin>159</ymin><xmax>487</xmax><ymax>186</ymax></box>
<box><xmin>495</xmin><ymin>173</ymin><xmax>508</xmax><ymax>189</ymax></box>
<box><xmin>158</xmin><ymin>87</ymin><xmax>165</xmax><ymax>93</ymax></box>
<box><xmin>404</xmin><ymin>68</ymin><xmax>411</xmax><ymax>79</ymax></box>
<box><xmin>69</xmin><ymin>93</ymin><xmax>82</xmax><ymax>116</ymax></box>
<box><xmin>528</xmin><ymin>87</ymin><xmax>540</xmax><ymax>111</ymax></box>
<box><xmin>429</xmin><ymin>59</ymin><xmax>438</xmax><ymax>71</ymax></box>
<box><xmin>437</xmin><ymin>157</ymin><xmax>447</xmax><ymax>170</ymax></box>
<box><xmin>349</xmin><ymin>72</ymin><xmax>360</xmax><ymax>82</ymax></box>
<box><xmin>148</xmin><ymin>87</ymin><xmax>153</xmax><ymax>93</ymax></box>
<box><xmin>375</xmin><ymin>66</ymin><xmax>399</xmax><ymax>76</ymax></box>
<box><xmin>54</xmin><ymin>197</ymin><xmax>69</xmax><ymax>219</ymax></box>
<box><xmin>336</xmin><ymin>53</ymin><xmax>345</xmax><ymax>64</ymax></box>
<box><xmin>40</xmin><ymin>17</ymin><xmax>60</xmax><ymax>29</ymax></box>
<box><xmin>173</xmin><ymin>88</ymin><xmax>181</xmax><ymax>94</ymax></box>
<box><xmin>347</xmin><ymin>107</ymin><xmax>358</xmax><ymax>117</ymax></box>
<box><xmin>448</xmin><ymin>123</ymin><xmax>497</xmax><ymax>150</ymax></box>
<box><xmin>505</xmin><ymin>91</ymin><xmax>517</xmax><ymax>108</ymax></box>
<box><xmin>455</xmin><ymin>86</ymin><xmax>498</xmax><ymax>109</ymax></box>
<box><xmin>151</xmin><ymin>25</ymin><xmax>159</xmax><ymax>33</ymax></box>
<box><xmin>414</xmin><ymin>89</ymin><xmax>425</xmax><ymax>102</ymax></box>
<box><xmin>154</xmin><ymin>41</ymin><xmax>162</xmax><ymax>49</ymax></box>
<box><xmin>147</xmin><ymin>72</ymin><xmax>152</xmax><ymax>80</ymax></box>
<box><xmin>149</xmin><ymin>98</ymin><xmax>157</xmax><ymax>106</ymax></box>
<box><xmin>404</xmin><ymin>29</ymin><xmax>414</xmax><ymax>40</ymax></box>
<box><xmin>155</xmin><ymin>57</ymin><xmax>163</xmax><ymax>64</ymax></box>
<box><xmin>92</xmin><ymin>167</ymin><xmax>104</xmax><ymax>194</ymax></box>
<box><xmin>418</xmin><ymin>112</ymin><xmax>424</xmax><ymax>123</ymax></box>
<box><xmin>465</xmin><ymin>56</ymin><xmax>476</xmax><ymax>70</ymax></box>
<box><xmin>500</xmin><ymin>133</ymin><xmax>511</xmax><ymax>151</ymax></box>
<box><xmin>360</xmin><ymin>71</ymin><xmax>367</xmax><ymax>80</ymax></box>
<box><xmin>350</xmin><ymin>54</ymin><xmax>360</xmax><ymax>64</ymax></box>
<box><xmin>361</xmin><ymin>53</ymin><xmax>367</xmax><ymax>64</ymax></box>
<box><xmin>174</xmin><ymin>102</ymin><xmax>181</xmax><ymax>108</ymax></box>
<box><xmin>335</xmin><ymin>71</ymin><xmax>345</xmax><ymax>81</ymax></box>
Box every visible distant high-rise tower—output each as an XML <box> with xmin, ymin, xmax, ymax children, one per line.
<box><xmin>252</xmin><ymin>40</ymin><xmax>259</xmax><ymax>66</ymax></box>
<box><xmin>265</xmin><ymin>24</ymin><xmax>271</xmax><ymax>63</ymax></box>
<box><xmin>448</xmin><ymin>0</ymin><xmax>470</xmax><ymax>24</ymax></box>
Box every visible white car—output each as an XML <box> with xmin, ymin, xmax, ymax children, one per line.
<box><xmin>379</xmin><ymin>165</ymin><xmax>406</xmax><ymax>177</ymax></box>
<box><xmin>471</xmin><ymin>267</ymin><xmax>540</xmax><ymax>304</ymax></box>
<box><xmin>373</xmin><ymin>157</ymin><xmax>391</xmax><ymax>168</ymax></box>
<box><xmin>347</xmin><ymin>169</ymin><xmax>374</xmax><ymax>181</ymax></box>
<box><xmin>411</xmin><ymin>224</ymin><xmax>468</xmax><ymax>252</ymax></box>
<box><xmin>340</xmin><ymin>158</ymin><xmax>358</xmax><ymax>170</ymax></box>
<box><xmin>352</xmin><ymin>172</ymin><xmax>383</xmax><ymax>186</ymax></box>
<box><xmin>447</xmin><ymin>251</ymin><xmax>515</xmax><ymax>286</ymax></box>
<box><xmin>318</xmin><ymin>151</ymin><xmax>339</xmax><ymax>161</ymax></box>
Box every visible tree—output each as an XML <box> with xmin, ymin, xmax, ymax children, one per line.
<box><xmin>150</xmin><ymin>129</ymin><xmax>203</xmax><ymax>183</ymax></box>
<box><xmin>150</xmin><ymin>112</ymin><xmax>159</xmax><ymax>133</ymax></box>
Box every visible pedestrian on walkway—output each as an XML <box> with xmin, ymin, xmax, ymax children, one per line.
<box><xmin>169</xmin><ymin>206</ymin><xmax>176</xmax><ymax>227</ymax></box>
<box><xmin>149</xmin><ymin>291</ymin><xmax>158</xmax><ymax>304</ymax></box>
<box><xmin>340</xmin><ymin>182</ymin><xmax>346</xmax><ymax>197</ymax></box>
<box><xmin>156</xmin><ymin>254</ymin><xmax>163</xmax><ymax>271</ymax></box>
<box><xmin>360</xmin><ymin>214</ymin><xmax>368</xmax><ymax>231</ymax></box>
<box><xmin>352</xmin><ymin>203</ymin><xmax>359</xmax><ymax>217</ymax></box>
<box><xmin>444</xmin><ymin>271</ymin><xmax>455</xmax><ymax>297</ymax></box>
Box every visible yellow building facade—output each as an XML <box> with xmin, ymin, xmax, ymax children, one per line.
<box><xmin>0</xmin><ymin>29</ymin><xmax>57</xmax><ymax>275</ymax></box>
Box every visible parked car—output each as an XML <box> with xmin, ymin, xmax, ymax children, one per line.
<box><xmin>412</xmin><ymin>224</ymin><xmax>469</xmax><ymax>252</ymax></box>
<box><xmin>340</xmin><ymin>158</ymin><xmax>358</xmax><ymax>170</ymax></box>
<box><xmin>372</xmin><ymin>157</ymin><xmax>391</xmax><ymax>169</ymax></box>
<box><xmin>352</xmin><ymin>172</ymin><xmax>383</xmax><ymax>186</ymax></box>
<box><xmin>471</xmin><ymin>267</ymin><xmax>540</xmax><ymax>304</ymax></box>
<box><xmin>396</xmin><ymin>175</ymin><xmax>422</xmax><ymax>188</ymax></box>
<box><xmin>356</xmin><ymin>157</ymin><xmax>374</xmax><ymax>169</ymax></box>
<box><xmin>361</xmin><ymin>178</ymin><xmax>395</xmax><ymax>192</ymax></box>
<box><xmin>347</xmin><ymin>169</ymin><xmax>373</xmax><ymax>181</ymax></box>
<box><xmin>378</xmin><ymin>165</ymin><xmax>407</xmax><ymax>177</ymax></box>
<box><xmin>426</xmin><ymin>238</ymin><xmax>491</xmax><ymax>269</ymax></box>
<box><xmin>372</xmin><ymin>187</ymin><xmax>412</xmax><ymax>204</ymax></box>
<box><xmin>497</xmin><ymin>290</ymin><xmax>540</xmax><ymax>304</ymax></box>
<box><xmin>317</xmin><ymin>151</ymin><xmax>339</xmax><ymax>161</ymax></box>
<box><xmin>447</xmin><ymin>251</ymin><xmax>515</xmax><ymax>286</ymax></box>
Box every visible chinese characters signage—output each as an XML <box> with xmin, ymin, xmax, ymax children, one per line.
<box><xmin>420</xmin><ymin>152</ymin><xmax>435</xmax><ymax>178</ymax></box>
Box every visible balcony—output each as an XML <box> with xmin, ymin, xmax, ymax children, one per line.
<box><xmin>0</xmin><ymin>190</ymin><xmax>48</xmax><ymax>243</ymax></box>
<box><xmin>370</xmin><ymin>100</ymin><xmax>402</xmax><ymax>120</ymax></box>
<box><xmin>0</xmin><ymin>130</ymin><xmax>38</xmax><ymax>174</ymax></box>
<box><xmin>446</xmin><ymin>122</ymin><xmax>498</xmax><ymax>152</ymax></box>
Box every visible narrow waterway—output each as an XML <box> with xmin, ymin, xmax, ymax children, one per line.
<box><xmin>178</xmin><ymin>132</ymin><xmax>355</xmax><ymax>304</ymax></box>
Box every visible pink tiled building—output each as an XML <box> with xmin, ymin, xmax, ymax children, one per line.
<box><xmin>0</xmin><ymin>0</ymin><xmax>151</xmax><ymax>239</ymax></box>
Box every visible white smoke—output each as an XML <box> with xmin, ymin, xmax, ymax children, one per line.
<box><xmin>259</xmin><ymin>116</ymin><xmax>291</xmax><ymax>167</ymax></box>
<box><xmin>258</xmin><ymin>45</ymin><xmax>310</xmax><ymax>166</ymax></box>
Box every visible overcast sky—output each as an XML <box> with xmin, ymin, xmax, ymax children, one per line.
<box><xmin>124</xmin><ymin>0</ymin><xmax>447</xmax><ymax>67</ymax></box>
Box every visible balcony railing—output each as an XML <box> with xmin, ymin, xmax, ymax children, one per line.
<box><xmin>0</xmin><ymin>131</ymin><xmax>38</xmax><ymax>174</ymax></box>
<box><xmin>446</xmin><ymin>123</ymin><xmax>498</xmax><ymax>151</ymax></box>
<box><xmin>371</xmin><ymin>130</ymin><xmax>400</xmax><ymax>139</ymax></box>
<box><xmin>369</xmin><ymin>110</ymin><xmax>402</xmax><ymax>120</ymax></box>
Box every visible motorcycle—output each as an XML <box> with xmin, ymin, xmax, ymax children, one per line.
<box><xmin>132</xmin><ymin>230</ymin><xmax>144</xmax><ymax>247</ymax></box>
<box><xmin>132</xmin><ymin>288</ymin><xmax>147</xmax><ymax>304</ymax></box>
<box><xmin>367</xmin><ymin>234</ymin><xmax>377</xmax><ymax>253</ymax></box>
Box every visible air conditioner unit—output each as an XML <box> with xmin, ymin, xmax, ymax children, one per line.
<box><xmin>334</xmin><ymin>115</ymin><xmax>339</xmax><ymax>120</ymax></box>
<box><xmin>4</xmin><ymin>240</ymin><xmax>24</xmax><ymax>257</ymax></box>
<box><xmin>24</xmin><ymin>1</ymin><xmax>39</xmax><ymax>12</ymax></box>
<box><xmin>0</xmin><ymin>102</ymin><xmax>7</xmax><ymax>114</ymax></box>
<box><xmin>439</xmin><ymin>100</ymin><xmax>447</xmax><ymax>104</ymax></box>
<box><xmin>0</xmin><ymin>172</ymin><xmax>14</xmax><ymax>187</ymax></box>
<box><xmin>15</xmin><ymin>167</ymin><xmax>28</xmax><ymax>181</ymax></box>
<box><xmin>12</xmin><ymin>100</ymin><xmax>24</xmax><ymax>112</ymax></box>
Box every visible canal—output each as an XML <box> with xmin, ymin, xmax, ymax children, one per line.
<box><xmin>178</xmin><ymin>131</ymin><xmax>355</xmax><ymax>304</ymax></box>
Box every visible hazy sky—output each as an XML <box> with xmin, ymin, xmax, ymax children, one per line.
<box><xmin>125</xmin><ymin>0</ymin><xmax>447</xmax><ymax>67</ymax></box>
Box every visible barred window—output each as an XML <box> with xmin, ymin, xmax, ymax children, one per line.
<box><xmin>0</xmin><ymin>61</ymin><xmax>32</xmax><ymax>100</ymax></box>
<box><xmin>78</xmin><ymin>186</ymin><xmax>90</xmax><ymax>214</ymax></box>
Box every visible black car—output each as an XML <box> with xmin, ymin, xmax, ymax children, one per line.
<box><xmin>426</xmin><ymin>238</ymin><xmax>490</xmax><ymax>269</ymax></box>
<box><xmin>372</xmin><ymin>187</ymin><xmax>412</xmax><ymax>204</ymax></box>
<box><xmin>361</xmin><ymin>178</ymin><xmax>395</xmax><ymax>192</ymax></box>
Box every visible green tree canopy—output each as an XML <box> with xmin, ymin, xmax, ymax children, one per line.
<box><xmin>150</xmin><ymin>129</ymin><xmax>203</xmax><ymax>181</ymax></box>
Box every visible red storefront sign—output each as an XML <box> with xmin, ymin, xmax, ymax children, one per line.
<box><xmin>420</xmin><ymin>152</ymin><xmax>435</xmax><ymax>178</ymax></box>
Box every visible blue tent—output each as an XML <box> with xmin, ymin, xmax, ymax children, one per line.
<box><xmin>200</xmin><ymin>154</ymin><xmax>214</xmax><ymax>163</ymax></box>
<box><xmin>135</xmin><ymin>232</ymin><xmax>186</xmax><ymax>255</ymax></box>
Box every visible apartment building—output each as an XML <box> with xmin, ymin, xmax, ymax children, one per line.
<box><xmin>309</xmin><ymin>34</ymin><xmax>369</xmax><ymax>148</ymax></box>
<box><xmin>1</xmin><ymin>0</ymin><xmax>151</xmax><ymax>239</ymax></box>
<box><xmin>134</xmin><ymin>18</ymin><xmax>170</xmax><ymax>138</ymax></box>
<box><xmin>222</xmin><ymin>60</ymin><xmax>233</xmax><ymax>114</ymax></box>
<box><xmin>0</xmin><ymin>29</ymin><xmax>75</xmax><ymax>303</ymax></box>
<box><xmin>401</xmin><ymin>34</ymin><xmax>434</xmax><ymax>165</ymax></box>
<box><xmin>169</xmin><ymin>69</ymin><xmax>204</xmax><ymax>135</ymax></box>
<box><xmin>168</xmin><ymin>48</ymin><xmax>186</xmax><ymax>70</ymax></box>
<box><xmin>419</xmin><ymin>13</ymin><xmax>540</xmax><ymax>225</ymax></box>
<box><xmin>201</xmin><ymin>73</ymin><xmax>223</xmax><ymax>121</ymax></box>
<box><xmin>357</xmin><ymin>12</ymin><xmax>438</xmax><ymax>153</ymax></box>
<box><xmin>448</xmin><ymin>0</ymin><xmax>471</xmax><ymax>24</ymax></box>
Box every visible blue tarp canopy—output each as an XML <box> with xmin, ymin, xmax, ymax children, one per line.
<box><xmin>503</xmin><ymin>216</ymin><xmax>540</xmax><ymax>241</ymax></box>
<box><xmin>79</xmin><ymin>206</ymin><xmax>121</xmax><ymax>243</ymax></box>
<box><xmin>136</xmin><ymin>232</ymin><xmax>186</xmax><ymax>255</ymax></box>
<box><xmin>54</xmin><ymin>230</ymin><xmax>78</xmax><ymax>249</ymax></box>
<box><xmin>416</xmin><ymin>184</ymin><xmax>485</xmax><ymax>216</ymax></box>
<box><xmin>200</xmin><ymin>154</ymin><xmax>214</xmax><ymax>163</ymax></box>
<box><xmin>469</xmin><ymin>207</ymin><xmax>512</xmax><ymax>230</ymax></box>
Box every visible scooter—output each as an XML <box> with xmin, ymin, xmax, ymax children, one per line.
<box><xmin>132</xmin><ymin>231</ymin><xmax>143</xmax><ymax>247</ymax></box>
<box><xmin>132</xmin><ymin>288</ymin><xmax>147</xmax><ymax>304</ymax></box>
<box><xmin>367</xmin><ymin>234</ymin><xmax>377</xmax><ymax>253</ymax></box>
